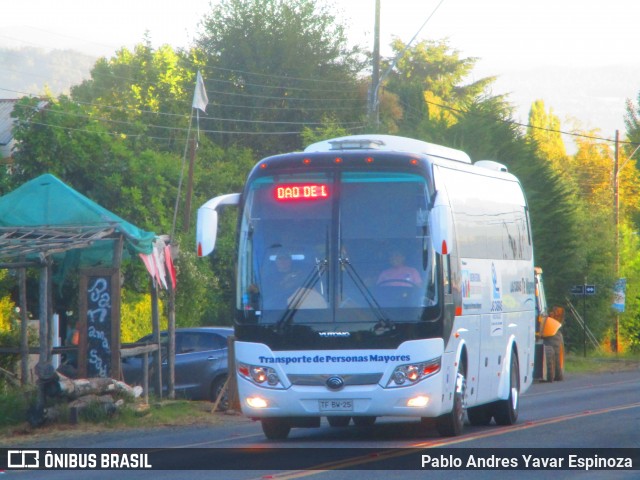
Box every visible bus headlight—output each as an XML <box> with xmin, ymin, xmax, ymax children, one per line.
<box><xmin>238</xmin><ymin>363</ymin><xmax>284</xmax><ymax>389</ymax></box>
<box><xmin>386</xmin><ymin>357</ymin><xmax>441</xmax><ymax>388</ymax></box>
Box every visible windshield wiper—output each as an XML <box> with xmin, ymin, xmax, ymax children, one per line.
<box><xmin>339</xmin><ymin>257</ymin><xmax>395</xmax><ymax>334</ymax></box>
<box><xmin>273</xmin><ymin>258</ymin><xmax>328</xmax><ymax>333</ymax></box>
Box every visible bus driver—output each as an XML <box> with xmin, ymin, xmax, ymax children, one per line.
<box><xmin>376</xmin><ymin>250</ymin><xmax>422</xmax><ymax>287</ymax></box>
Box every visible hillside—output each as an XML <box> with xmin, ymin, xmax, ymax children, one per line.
<box><xmin>491</xmin><ymin>64</ymin><xmax>640</xmax><ymax>137</ymax></box>
<box><xmin>1</xmin><ymin>47</ymin><xmax>95</xmax><ymax>98</ymax></box>
<box><xmin>2</xmin><ymin>46</ymin><xmax>639</xmax><ymax>144</ymax></box>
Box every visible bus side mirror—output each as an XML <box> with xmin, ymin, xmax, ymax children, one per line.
<box><xmin>429</xmin><ymin>191</ymin><xmax>454</xmax><ymax>255</ymax></box>
<box><xmin>196</xmin><ymin>193</ymin><xmax>240</xmax><ymax>257</ymax></box>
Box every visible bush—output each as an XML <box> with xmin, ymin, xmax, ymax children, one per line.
<box><xmin>0</xmin><ymin>386</ymin><xmax>36</xmax><ymax>427</ymax></box>
<box><xmin>120</xmin><ymin>289</ymin><xmax>166</xmax><ymax>343</ymax></box>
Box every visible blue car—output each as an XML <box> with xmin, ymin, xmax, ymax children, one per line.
<box><xmin>122</xmin><ymin>327</ymin><xmax>233</xmax><ymax>409</ymax></box>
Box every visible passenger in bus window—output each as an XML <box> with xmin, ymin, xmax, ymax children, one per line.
<box><xmin>273</xmin><ymin>253</ymin><xmax>302</xmax><ymax>292</ymax></box>
<box><xmin>376</xmin><ymin>250</ymin><xmax>422</xmax><ymax>287</ymax></box>
<box><xmin>270</xmin><ymin>252</ymin><xmax>327</xmax><ymax>309</ymax></box>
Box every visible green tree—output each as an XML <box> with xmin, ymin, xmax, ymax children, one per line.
<box><xmin>444</xmin><ymin>98</ymin><xmax>582</xmax><ymax>313</ymax></box>
<box><xmin>384</xmin><ymin>42</ymin><xmax>584</xmax><ymax>324</ymax></box>
<box><xmin>624</xmin><ymin>95</ymin><xmax>640</xmax><ymax>148</ymax></box>
<box><xmin>618</xmin><ymin>223</ymin><xmax>640</xmax><ymax>351</ymax></box>
<box><xmin>70</xmin><ymin>38</ymin><xmax>197</xmax><ymax>155</ymax></box>
<box><xmin>384</xmin><ymin>39</ymin><xmax>495</xmax><ymax>137</ymax></box>
<box><xmin>526</xmin><ymin>104</ymin><xmax>621</xmax><ymax>347</ymax></box>
<box><xmin>8</xmin><ymin>43</ymin><xmax>256</xmax><ymax>328</ymax></box>
<box><xmin>526</xmin><ymin>100</ymin><xmax>568</xmax><ymax>172</ymax></box>
<box><xmin>563</xmin><ymin>135</ymin><xmax>617</xmax><ymax>345</ymax></box>
<box><xmin>301</xmin><ymin>115</ymin><xmax>349</xmax><ymax>145</ymax></box>
<box><xmin>10</xmin><ymin>95</ymin><xmax>181</xmax><ymax>234</ymax></box>
<box><xmin>195</xmin><ymin>0</ymin><xmax>366</xmax><ymax>156</ymax></box>
<box><xmin>621</xmin><ymin>93</ymin><xmax>640</xmax><ymax>351</ymax></box>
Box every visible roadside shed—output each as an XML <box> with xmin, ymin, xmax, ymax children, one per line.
<box><xmin>0</xmin><ymin>173</ymin><xmax>156</xmax><ymax>412</ymax></box>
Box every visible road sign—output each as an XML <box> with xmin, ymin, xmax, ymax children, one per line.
<box><xmin>570</xmin><ymin>285</ymin><xmax>584</xmax><ymax>295</ymax></box>
<box><xmin>571</xmin><ymin>284</ymin><xmax>596</xmax><ymax>296</ymax></box>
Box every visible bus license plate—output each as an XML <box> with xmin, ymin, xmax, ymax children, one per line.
<box><xmin>319</xmin><ymin>399</ymin><xmax>353</xmax><ymax>412</ymax></box>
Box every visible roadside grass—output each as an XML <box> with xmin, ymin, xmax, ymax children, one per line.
<box><xmin>564</xmin><ymin>351</ymin><xmax>640</xmax><ymax>374</ymax></box>
<box><xmin>111</xmin><ymin>400</ymin><xmax>227</xmax><ymax>429</ymax></box>
<box><xmin>0</xmin><ymin>394</ymin><xmax>235</xmax><ymax>445</ymax></box>
<box><xmin>1</xmin><ymin>352</ymin><xmax>637</xmax><ymax>444</ymax></box>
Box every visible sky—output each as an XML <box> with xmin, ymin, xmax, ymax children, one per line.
<box><xmin>2</xmin><ymin>0</ymin><xmax>640</xmax><ymax>139</ymax></box>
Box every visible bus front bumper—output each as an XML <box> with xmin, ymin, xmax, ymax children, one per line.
<box><xmin>237</xmin><ymin>374</ymin><xmax>447</xmax><ymax>419</ymax></box>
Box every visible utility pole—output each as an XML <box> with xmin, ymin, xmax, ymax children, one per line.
<box><xmin>611</xmin><ymin>132</ymin><xmax>640</xmax><ymax>353</ymax></box>
<box><xmin>613</xmin><ymin>130</ymin><xmax>620</xmax><ymax>353</ymax></box>
<box><xmin>368</xmin><ymin>0</ymin><xmax>381</xmax><ymax>123</ymax></box>
<box><xmin>368</xmin><ymin>0</ymin><xmax>447</xmax><ymax>126</ymax></box>
<box><xmin>183</xmin><ymin>136</ymin><xmax>197</xmax><ymax>232</ymax></box>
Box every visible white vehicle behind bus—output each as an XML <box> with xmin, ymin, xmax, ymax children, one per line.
<box><xmin>197</xmin><ymin>135</ymin><xmax>536</xmax><ymax>439</ymax></box>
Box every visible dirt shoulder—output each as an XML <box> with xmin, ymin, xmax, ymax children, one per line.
<box><xmin>0</xmin><ymin>401</ymin><xmax>249</xmax><ymax>447</ymax></box>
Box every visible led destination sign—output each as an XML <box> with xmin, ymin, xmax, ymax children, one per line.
<box><xmin>274</xmin><ymin>183</ymin><xmax>329</xmax><ymax>201</ymax></box>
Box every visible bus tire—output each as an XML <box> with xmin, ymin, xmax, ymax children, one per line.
<box><xmin>327</xmin><ymin>416</ymin><xmax>351</xmax><ymax>427</ymax></box>
<box><xmin>353</xmin><ymin>416</ymin><xmax>376</xmax><ymax>427</ymax></box>
<box><xmin>436</xmin><ymin>362</ymin><xmax>467</xmax><ymax>437</ymax></box>
<box><xmin>261</xmin><ymin>418</ymin><xmax>291</xmax><ymax>440</ymax></box>
<box><xmin>493</xmin><ymin>353</ymin><xmax>520</xmax><ymax>425</ymax></box>
<box><xmin>544</xmin><ymin>344</ymin><xmax>556</xmax><ymax>383</ymax></box>
<box><xmin>467</xmin><ymin>403</ymin><xmax>492</xmax><ymax>426</ymax></box>
<box><xmin>548</xmin><ymin>332</ymin><xmax>565</xmax><ymax>381</ymax></box>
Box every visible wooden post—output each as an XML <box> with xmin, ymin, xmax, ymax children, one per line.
<box><xmin>19</xmin><ymin>266</ymin><xmax>29</xmax><ymax>385</ymax></box>
<box><xmin>167</xmin><ymin>282</ymin><xmax>176</xmax><ymax>399</ymax></box>
<box><xmin>142</xmin><ymin>351</ymin><xmax>149</xmax><ymax>405</ymax></box>
<box><xmin>112</xmin><ymin>235</ymin><xmax>124</xmax><ymax>380</ymax></box>
<box><xmin>35</xmin><ymin>260</ymin><xmax>52</xmax><ymax>414</ymax></box>
<box><xmin>46</xmin><ymin>264</ymin><xmax>53</xmax><ymax>365</ymax></box>
<box><xmin>150</xmin><ymin>278</ymin><xmax>162</xmax><ymax>398</ymax></box>
<box><xmin>226</xmin><ymin>335</ymin><xmax>240</xmax><ymax>411</ymax></box>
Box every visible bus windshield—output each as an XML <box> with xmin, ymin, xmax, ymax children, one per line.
<box><xmin>237</xmin><ymin>170</ymin><xmax>439</xmax><ymax>329</ymax></box>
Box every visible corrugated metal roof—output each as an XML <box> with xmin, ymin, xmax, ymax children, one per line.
<box><xmin>0</xmin><ymin>99</ymin><xmax>18</xmax><ymax>147</ymax></box>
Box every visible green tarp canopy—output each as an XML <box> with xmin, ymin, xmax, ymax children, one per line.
<box><xmin>0</xmin><ymin>173</ymin><xmax>155</xmax><ymax>266</ymax></box>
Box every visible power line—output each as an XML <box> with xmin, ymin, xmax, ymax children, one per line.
<box><xmin>12</xmin><ymin>101</ymin><xmax>363</xmax><ymax>129</ymax></box>
<box><xmin>7</xmin><ymin>83</ymin><xmax>638</xmax><ymax>148</ymax></box>
<box><xmin>420</xmin><ymin>98</ymin><xmax>640</xmax><ymax>147</ymax></box>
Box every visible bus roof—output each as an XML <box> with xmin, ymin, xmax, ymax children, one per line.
<box><xmin>304</xmin><ymin>134</ymin><xmax>472</xmax><ymax>165</ymax></box>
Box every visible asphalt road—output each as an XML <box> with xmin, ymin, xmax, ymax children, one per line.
<box><xmin>3</xmin><ymin>369</ymin><xmax>639</xmax><ymax>479</ymax></box>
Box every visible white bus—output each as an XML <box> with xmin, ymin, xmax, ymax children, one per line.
<box><xmin>197</xmin><ymin>134</ymin><xmax>536</xmax><ymax>439</ymax></box>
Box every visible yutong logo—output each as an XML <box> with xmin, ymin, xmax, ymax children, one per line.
<box><xmin>318</xmin><ymin>331</ymin><xmax>350</xmax><ymax>337</ymax></box>
<box><xmin>326</xmin><ymin>376</ymin><xmax>345</xmax><ymax>390</ymax></box>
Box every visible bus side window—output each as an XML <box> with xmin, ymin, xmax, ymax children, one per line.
<box><xmin>442</xmin><ymin>255</ymin><xmax>452</xmax><ymax>295</ymax></box>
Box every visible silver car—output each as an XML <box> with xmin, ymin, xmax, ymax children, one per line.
<box><xmin>122</xmin><ymin>327</ymin><xmax>233</xmax><ymax>409</ymax></box>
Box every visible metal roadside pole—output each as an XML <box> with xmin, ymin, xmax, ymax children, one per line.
<box><xmin>571</xmin><ymin>283</ymin><xmax>596</xmax><ymax>357</ymax></box>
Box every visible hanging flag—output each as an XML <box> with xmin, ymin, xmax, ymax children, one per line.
<box><xmin>139</xmin><ymin>253</ymin><xmax>158</xmax><ymax>286</ymax></box>
<box><xmin>165</xmin><ymin>244</ymin><xmax>177</xmax><ymax>290</ymax></box>
<box><xmin>153</xmin><ymin>243</ymin><xmax>168</xmax><ymax>290</ymax></box>
<box><xmin>612</xmin><ymin>278</ymin><xmax>627</xmax><ymax>312</ymax></box>
<box><xmin>192</xmin><ymin>70</ymin><xmax>209</xmax><ymax>113</ymax></box>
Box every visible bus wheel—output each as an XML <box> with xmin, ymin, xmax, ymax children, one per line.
<box><xmin>261</xmin><ymin>418</ymin><xmax>291</xmax><ymax>440</ymax></box>
<box><xmin>493</xmin><ymin>353</ymin><xmax>520</xmax><ymax>425</ymax></box>
<box><xmin>353</xmin><ymin>416</ymin><xmax>376</xmax><ymax>427</ymax></box>
<box><xmin>544</xmin><ymin>343</ymin><xmax>556</xmax><ymax>382</ymax></box>
<box><xmin>436</xmin><ymin>366</ymin><xmax>467</xmax><ymax>436</ymax></box>
<box><xmin>327</xmin><ymin>416</ymin><xmax>351</xmax><ymax>427</ymax></box>
<box><xmin>467</xmin><ymin>403</ymin><xmax>492</xmax><ymax>426</ymax></box>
